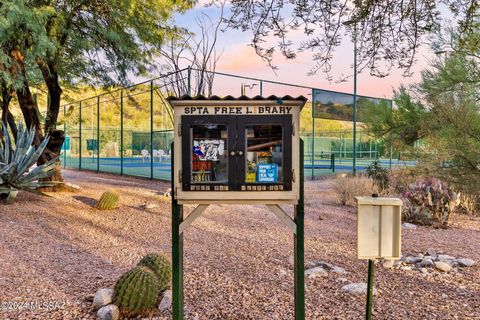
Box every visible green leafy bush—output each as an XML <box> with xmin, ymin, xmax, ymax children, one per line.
<box><xmin>366</xmin><ymin>160</ymin><xmax>390</xmax><ymax>193</ymax></box>
<box><xmin>403</xmin><ymin>177</ymin><xmax>458</xmax><ymax>226</ymax></box>
<box><xmin>0</xmin><ymin>123</ymin><xmax>58</xmax><ymax>202</ymax></box>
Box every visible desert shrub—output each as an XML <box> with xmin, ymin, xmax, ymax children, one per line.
<box><xmin>457</xmin><ymin>192</ymin><xmax>480</xmax><ymax>216</ymax></box>
<box><xmin>388</xmin><ymin>167</ymin><xmax>420</xmax><ymax>195</ymax></box>
<box><xmin>366</xmin><ymin>160</ymin><xmax>390</xmax><ymax>193</ymax></box>
<box><xmin>402</xmin><ymin>177</ymin><xmax>458</xmax><ymax>226</ymax></box>
<box><xmin>332</xmin><ymin>174</ymin><xmax>378</xmax><ymax>206</ymax></box>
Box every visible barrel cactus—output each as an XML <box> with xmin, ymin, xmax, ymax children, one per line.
<box><xmin>114</xmin><ymin>266</ymin><xmax>160</xmax><ymax>315</ymax></box>
<box><xmin>0</xmin><ymin>123</ymin><xmax>59</xmax><ymax>203</ymax></box>
<box><xmin>138</xmin><ymin>253</ymin><xmax>172</xmax><ymax>291</ymax></box>
<box><xmin>96</xmin><ymin>190</ymin><xmax>120</xmax><ymax>210</ymax></box>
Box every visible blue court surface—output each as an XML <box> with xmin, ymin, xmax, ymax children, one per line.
<box><xmin>64</xmin><ymin>156</ymin><xmax>415</xmax><ymax>180</ymax></box>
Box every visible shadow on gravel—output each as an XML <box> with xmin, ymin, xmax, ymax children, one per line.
<box><xmin>73</xmin><ymin>195</ymin><xmax>97</xmax><ymax>207</ymax></box>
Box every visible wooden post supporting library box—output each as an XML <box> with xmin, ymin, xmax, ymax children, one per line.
<box><xmin>168</xmin><ymin>95</ymin><xmax>307</xmax><ymax>320</ymax></box>
<box><xmin>355</xmin><ymin>196</ymin><xmax>402</xmax><ymax>320</ymax></box>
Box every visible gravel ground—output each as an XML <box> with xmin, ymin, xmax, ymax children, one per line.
<box><xmin>0</xmin><ymin>169</ymin><xmax>479</xmax><ymax>320</ymax></box>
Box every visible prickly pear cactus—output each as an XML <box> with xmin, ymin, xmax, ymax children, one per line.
<box><xmin>114</xmin><ymin>266</ymin><xmax>160</xmax><ymax>314</ymax></box>
<box><xmin>96</xmin><ymin>190</ymin><xmax>119</xmax><ymax>210</ymax></box>
<box><xmin>138</xmin><ymin>253</ymin><xmax>172</xmax><ymax>291</ymax></box>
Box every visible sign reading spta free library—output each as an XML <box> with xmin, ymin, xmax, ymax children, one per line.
<box><xmin>167</xmin><ymin>95</ymin><xmax>308</xmax><ymax>320</ymax></box>
<box><xmin>168</xmin><ymin>95</ymin><xmax>306</xmax><ymax>205</ymax></box>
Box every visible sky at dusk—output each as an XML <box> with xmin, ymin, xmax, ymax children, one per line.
<box><xmin>172</xmin><ymin>4</ymin><xmax>441</xmax><ymax>100</ymax></box>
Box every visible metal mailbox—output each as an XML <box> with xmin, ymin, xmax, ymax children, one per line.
<box><xmin>168</xmin><ymin>95</ymin><xmax>307</xmax><ymax>205</ymax></box>
<box><xmin>355</xmin><ymin>196</ymin><xmax>403</xmax><ymax>259</ymax></box>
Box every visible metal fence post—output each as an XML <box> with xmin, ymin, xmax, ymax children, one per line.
<box><xmin>311</xmin><ymin>89</ymin><xmax>315</xmax><ymax>179</ymax></box>
<box><xmin>63</xmin><ymin>105</ymin><xmax>66</xmax><ymax>169</ymax></box>
<box><xmin>97</xmin><ymin>96</ymin><xmax>100</xmax><ymax>172</ymax></box>
<box><xmin>79</xmin><ymin>101</ymin><xmax>82</xmax><ymax>170</ymax></box>
<box><xmin>260</xmin><ymin>80</ymin><xmax>263</xmax><ymax>96</ymax></box>
<box><xmin>353</xmin><ymin>23</ymin><xmax>358</xmax><ymax>176</ymax></box>
<box><xmin>150</xmin><ymin>80</ymin><xmax>154</xmax><ymax>179</ymax></box>
<box><xmin>120</xmin><ymin>90</ymin><xmax>124</xmax><ymax>175</ymax></box>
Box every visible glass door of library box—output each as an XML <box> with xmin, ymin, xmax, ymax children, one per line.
<box><xmin>181</xmin><ymin>115</ymin><xmax>293</xmax><ymax>192</ymax></box>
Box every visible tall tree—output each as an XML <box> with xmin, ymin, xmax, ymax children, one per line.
<box><xmin>159</xmin><ymin>2</ymin><xmax>225</xmax><ymax>97</ymax></box>
<box><xmin>220</xmin><ymin>0</ymin><xmax>478</xmax><ymax>79</ymax></box>
<box><xmin>0</xmin><ymin>0</ymin><xmax>193</xmax><ymax>181</ymax></box>
<box><xmin>363</xmin><ymin>22</ymin><xmax>480</xmax><ymax>193</ymax></box>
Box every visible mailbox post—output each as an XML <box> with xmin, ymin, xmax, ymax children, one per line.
<box><xmin>168</xmin><ymin>95</ymin><xmax>307</xmax><ymax>320</ymax></box>
<box><xmin>355</xmin><ymin>196</ymin><xmax>403</xmax><ymax>320</ymax></box>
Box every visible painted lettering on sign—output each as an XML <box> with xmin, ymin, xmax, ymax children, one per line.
<box><xmin>184</xmin><ymin>106</ymin><xmax>292</xmax><ymax>115</ymax></box>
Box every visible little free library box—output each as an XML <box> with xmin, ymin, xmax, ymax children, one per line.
<box><xmin>168</xmin><ymin>95</ymin><xmax>307</xmax><ymax>205</ymax></box>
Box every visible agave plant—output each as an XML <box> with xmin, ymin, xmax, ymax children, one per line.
<box><xmin>0</xmin><ymin>123</ymin><xmax>59</xmax><ymax>203</ymax></box>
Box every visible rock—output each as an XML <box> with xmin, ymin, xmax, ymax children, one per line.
<box><xmin>288</xmin><ymin>256</ymin><xmax>294</xmax><ymax>265</ymax></box>
<box><xmin>420</xmin><ymin>268</ymin><xmax>428</xmax><ymax>274</ymax></box>
<box><xmin>337</xmin><ymin>277</ymin><xmax>349</xmax><ymax>282</ymax></box>
<box><xmin>441</xmin><ymin>293</ymin><xmax>448</xmax><ymax>299</ymax></box>
<box><xmin>85</xmin><ymin>294</ymin><xmax>95</xmax><ymax>302</ymax></box>
<box><xmin>458</xmin><ymin>258</ymin><xmax>476</xmax><ymax>267</ymax></box>
<box><xmin>305</xmin><ymin>267</ymin><xmax>328</xmax><ymax>278</ymax></box>
<box><xmin>163</xmin><ymin>188</ymin><xmax>172</xmax><ymax>197</ymax></box>
<box><xmin>64</xmin><ymin>182</ymin><xmax>81</xmax><ymax>192</ymax></box>
<box><xmin>341</xmin><ymin>283</ymin><xmax>377</xmax><ymax>295</ymax></box>
<box><xmin>405</xmin><ymin>256</ymin><xmax>422</xmax><ymax>264</ymax></box>
<box><xmin>92</xmin><ymin>288</ymin><xmax>114</xmax><ymax>310</ymax></box>
<box><xmin>97</xmin><ymin>304</ymin><xmax>119</xmax><ymax>320</ymax></box>
<box><xmin>331</xmin><ymin>266</ymin><xmax>347</xmax><ymax>274</ymax></box>
<box><xmin>425</xmin><ymin>248</ymin><xmax>437</xmax><ymax>259</ymax></box>
<box><xmin>419</xmin><ymin>258</ymin><xmax>434</xmax><ymax>267</ymax></box>
<box><xmin>400</xmin><ymin>266</ymin><xmax>412</xmax><ymax>271</ymax></box>
<box><xmin>438</xmin><ymin>254</ymin><xmax>456</xmax><ymax>261</ymax></box>
<box><xmin>142</xmin><ymin>203</ymin><xmax>159</xmax><ymax>210</ymax></box>
<box><xmin>402</xmin><ymin>223</ymin><xmax>417</xmax><ymax>230</ymax></box>
<box><xmin>159</xmin><ymin>290</ymin><xmax>172</xmax><ymax>312</ymax></box>
<box><xmin>312</xmin><ymin>261</ymin><xmax>335</xmax><ymax>270</ymax></box>
<box><xmin>279</xmin><ymin>269</ymin><xmax>288</xmax><ymax>276</ymax></box>
<box><xmin>434</xmin><ymin>261</ymin><xmax>452</xmax><ymax>272</ymax></box>
<box><xmin>382</xmin><ymin>260</ymin><xmax>395</xmax><ymax>269</ymax></box>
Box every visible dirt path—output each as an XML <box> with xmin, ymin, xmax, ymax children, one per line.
<box><xmin>0</xmin><ymin>170</ymin><xmax>479</xmax><ymax>319</ymax></box>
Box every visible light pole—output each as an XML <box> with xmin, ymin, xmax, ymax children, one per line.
<box><xmin>352</xmin><ymin>23</ymin><xmax>358</xmax><ymax>176</ymax></box>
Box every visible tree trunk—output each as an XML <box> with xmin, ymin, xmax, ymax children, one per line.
<box><xmin>16</xmin><ymin>85</ymin><xmax>45</xmax><ymax>147</ymax></box>
<box><xmin>10</xmin><ymin>49</ymin><xmax>44</xmax><ymax>147</ymax></box>
<box><xmin>11</xmin><ymin>49</ymin><xmax>65</xmax><ymax>190</ymax></box>
<box><xmin>38</xmin><ymin>59</ymin><xmax>63</xmax><ymax>135</ymax></box>
<box><xmin>1</xmin><ymin>80</ymin><xmax>17</xmax><ymax>141</ymax></box>
<box><xmin>37</xmin><ymin>59</ymin><xmax>65</xmax><ymax>189</ymax></box>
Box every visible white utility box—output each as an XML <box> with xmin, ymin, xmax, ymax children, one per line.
<box><xmin>355</xmin><ymin>196</ymin><xmax>403</xmax><ymax>259</ymax></box>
